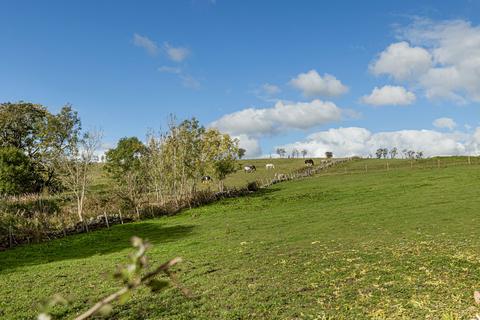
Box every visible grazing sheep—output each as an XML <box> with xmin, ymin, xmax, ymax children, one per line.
<box><xmin>244</xmin><ymin>165</ymin><xmax>256</xmax><ymax>173</ymax></box>
<box><xmin>265</xmin><ymin>163</ymin><xmax>275</xmax><ymax>170</ymax></box>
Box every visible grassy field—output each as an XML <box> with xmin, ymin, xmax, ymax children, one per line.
<box><xmin>1</xmin><ymin>159</ymin><xmax>480</xmax><ymax>319</ymax></box>
<box><xmin>90</xmin><ymin>157</ymin><xmax>324</xmax><ymax>192</ymax></box>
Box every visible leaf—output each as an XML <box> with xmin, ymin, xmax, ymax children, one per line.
<box><xmin>98</xmin><ymin>304</ymin><xmax>113</xmax><ymax>316</ymax></box>
<box><xmin>118</xmin><ymin>291</ymin><xmax>131</xmax><ymax>305</ymax></box>
<box><xmin>147</xmin><ymin>279</ymin><xmax>169</xmax><ymax>293</ymax></box>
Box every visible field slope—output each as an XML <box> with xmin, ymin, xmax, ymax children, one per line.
<box><xmin>1</xmin><ymin>161</ymin><xmax>480</xmax><ymax>319</ymax></box>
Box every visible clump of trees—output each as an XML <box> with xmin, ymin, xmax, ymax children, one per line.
<box><xmin>104</xmin><ymin>118</ymin><xmax>240</xmax><ymax>211</ymax></box>
<box><xmin>375</xmin><ymin>147</ymin><xmax>423</xmax><ymax>159</ymax></box>
<box><xmin>0</xmin><ymin>102</ymin><xmax>84</xmax><ymax>194</ymax></box>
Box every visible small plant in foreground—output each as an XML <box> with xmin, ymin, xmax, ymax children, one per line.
<box><xmin>38</xmin><ymin>236</ymin><xmax>188</xmax><ymax>320</ymax></box>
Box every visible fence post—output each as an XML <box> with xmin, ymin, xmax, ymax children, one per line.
<box><xmin>8</xmin><ymin>225</ymin><xmax>13</xmax><ymax>248</ymax></box>
<box><xmin>468</xmin><ymin>156</ymin><xmax>471</xmax><ymax>165</ymax></box>
<box><xmin>365</xmin><ymin>164</ymin><xmax>368</xmax><ymax>173</ymax></box>
<box><xmin>104</xmin><ymin>210</ymin><xmax>110</xmax><ymax>228</ymax></box>
<box><xmin>118</xmin><ymin>209</ymin><xmax>124</xmax><ymax>224</ymax></box>
<box><xmin>386</xmin><ymin>161</ymin><xmax>390</xmax><ymax>171</ymax></box>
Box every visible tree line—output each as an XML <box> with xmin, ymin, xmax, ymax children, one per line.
<box><xmin>0</xmin><ymin>102</ymin><xmax>241</xmax><ymax>230</ymax></box>
<box><xmin>374</xmin><ymin>147</ymin><xmax>424</xmax><ymax>159</ymax></box>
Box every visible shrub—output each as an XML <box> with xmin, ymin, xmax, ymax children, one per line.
<box><xmin>247</xmin><ymin>181</ymin><xmax>260</xmax><ymax>192</ymax></box>
<box><xmin>0</xmin><ymin>147</ymin><xmax>41</xmax><ymax>195</ymax></box>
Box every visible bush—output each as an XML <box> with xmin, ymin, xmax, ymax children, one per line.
<box><xmin>247</xmin><ymin>181</ymin><xmax>260</xmax><ymax>192</ymax></box>
<box><xmin>0</xmin><ymin>147</ymin><xmax>41</xmax><ymax>195</ymax></box>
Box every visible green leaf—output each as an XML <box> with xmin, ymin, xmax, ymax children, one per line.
<box><xmin>118</xmin><ymin>291</ymin><xmax>131</xmax><ymax>305</ymax></box>
<box><xmin>98</xmin><ymin>304</ymin><xmax>113</xmax><ymax>316</ymax></box>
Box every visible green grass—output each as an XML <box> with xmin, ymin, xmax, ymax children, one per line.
<box><xmin>1</xmin><ymin>160</ymin><xmax>480</xmax><ymax>319</ymax></box>
<box><xmin>90</xmin><ymin>157</ymin><xmax>323</xmax><ymax>193</ymax></box>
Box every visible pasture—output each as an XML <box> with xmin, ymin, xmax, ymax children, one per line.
<box><xmin>1</xmin><ymin>158</ymin><xmax>480</xmax><ymax>319</ymax></box>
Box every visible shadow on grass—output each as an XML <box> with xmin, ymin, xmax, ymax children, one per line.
<box><xmin>246</xmin><ymin>187</ymin><xmax>281</xmax><ymax>198</ymax></box>
<box><xmin>0</xmin><ymin>221</ymin><xmax>195</xmax><ymax>273</ymax></box>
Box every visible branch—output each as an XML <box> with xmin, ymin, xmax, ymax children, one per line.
<box><xmin>74</xmin><ymin>257</ymin><xmax>182</xmax><ymax>320</ymax></box>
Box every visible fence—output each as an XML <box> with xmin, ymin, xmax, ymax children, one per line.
<box><xmin>3</xmin><ymin>157</ymin><xmax>475</xmax><ymax>250</ymax></box>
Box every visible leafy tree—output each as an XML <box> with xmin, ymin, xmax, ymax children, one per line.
<box><xmin>406</xmin><ymin>150</ymin><xmax>416</xmax><ymax>159</ymax></box>
<box><xmin>0</xmin><ymin>102</ymin><xmax>81</xmax><ymax>191</ymax></box>
<box><xmin>237</xmin><ymin>148</ymin><xmax>246</xmax><ymax>159</ymax></box>
<box><xmin>390</xmin><ymin>147</ymin><xmax>398</xmax><ymax>159</ymax></box>
<box><xmin>202</xmin><ymin>129</ymin><xmax>239</xmax><ymax>192</ymax></box>
<box><xmin>0</xmin><ymin>147</ymin><xmax>41</xmax><ymax>195</ymax></box>
<box><xmin>276</xmin><ymin>148</ymin><xmax>286</xmax><ymax>158</ymax></box>
<box><xmin>301</xmin><ymin>149</ymin><xmax>308</xmax><ymax>158</ymax></box>
<box><xmin>325</xmin><ymin>151</ymin><xmax>333</xmax><ymax>158</ymax></box>
<box><xmin>105</xmin><ymin>137</ymin><xmax>148</xmax><ymax>216</ymax></box>
<box><xmin>376</xmin><ymin>148</ymin><xmax>388</xmax><ymax>159</ymax></box>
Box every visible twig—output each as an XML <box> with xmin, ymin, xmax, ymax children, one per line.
<box><xmin>74</xmin><ymin>257</ymin><xmax>182</xmax><ymax>320</ymax></box>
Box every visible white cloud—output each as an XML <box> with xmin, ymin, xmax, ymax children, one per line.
<box><xmin>433</xmin><ymin>117</ymin><xmax>457</xmax><ymax>130</ymax></box>
<box><xmin>158</xmin><ymin>66</ymin><xmax>200</xmax><ymax>89</ymax></box>
<box><xmin>133</xmin><ymin>33</ymin><xmax>159</xmax><ymax>55</ymax></box>
<box><xmin>361</xmin><ymin>85</ymin><xmax>416</xmax><ymax>106</ymax></box>
<box><xmin>370</xmin><ymin>41</ymin><xmax>432</xmax><ymax>81</ymax></box>
<box><xmin>278</xmin><ymin>127</ymin><xmax>480</xmax><ymax>158</ymax></box>
<box><xmin>373</xmin><ymin>19</ymin><xmax>480</xmax><ymax>103</ymax></box>
<box><xmin>163</xmin><ymin>42</ymin><xmax>190</xmax><ymax>62</ymax></box>
<box><xmin>234</xmin><ymin>134</ymin><xmax>262</xmax><ymax>158</ymax></box>
<box><xmin>210</xmin><ymin>99</ymin><xmax>343</xmax><ymax>137</ymax></box>
<box><xmin>290</xmin><ymin>70</ymin><xmax>348</xmax><ymax>97</ymax></box>
<box><xmin>261</xmin><ymin>83</ymin><xmax>281</xmax><ymax>96</ymax></box>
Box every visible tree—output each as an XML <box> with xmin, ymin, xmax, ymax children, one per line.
<box><xmin>416</xmin><ymin>151</ymin><xmax>424</xmax><ymax>159</ymax></box>
<box><xmin>291</xmin><ymin>149</ymin><xmax>300</xmax><ymax>158</ymax></box>
<box><xmin>202</xmin><ymin>129</ymin><xmax>239</xmax><ymax>192</ymax></box>
<box><xmin>325</xmin><ymin>151</ymin><xmax>333</xmax><ymax>159</ymax></box>
<box><xmin>390</xmin><ymin>147</ymin><xmax>398</xmax><ymax>159</ymax></box>
<box><xmin>276</xmin><ymin>148</ymin><xmax>286</xmax><ymax>158</ymax></box>
<box><xmin>57</xmin><ymin>130</ymin><xmax>102</xmax><ymax>225</ymax></box>
<box><xmin>406</xmin><ymin>150</ymin><xmax>416</xmax><ymax>159</ymax></box>
<box><xmin>237</xmin><ymin>148</ymin><xmax>246</xmax><ymax>159</ymax></box>
<box><xmin>301</xmin><ymin>149</ymin><xmax>308</xmax><ymax>158</ymax></box>
<box><xmin>0</xmin><ymin>147</ymin><xmax>41</xmax><ymax>195</ymax></box>
<box><xmin>0</xmin><ymin>102</ymin><xmax>81</xmax><ymax>192</ymax></box>
<box><xmin>105</xmin><ymin>137</ymin><xmax>148</xmax><ymax>217</ymax></box>
<box><xmin>376</xmin><ymin>148</ymin><xmax>388</xmax><ymax>159</ymax></box>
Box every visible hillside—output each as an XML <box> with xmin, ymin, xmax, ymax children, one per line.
<box><xmin>1</xmin><ymin>158</ymin><xmax>480</xmax><ymax>319</ymax></box>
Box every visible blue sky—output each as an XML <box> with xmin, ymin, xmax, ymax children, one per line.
<box><xmin>1</xmin><ymin>0</ymin><xmax>480</xmax><ymax>157</ymax></box>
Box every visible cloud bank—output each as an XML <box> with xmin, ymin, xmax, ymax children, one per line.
<box><xmin>277</xmin><ymin>127</ymin><xmax>480</xmax><ymax>158</ymax></box>
<box><xmin>210</xmin><ymin>100</ymin><xmax>343</xmax><ymax>137</ymax></box>
<box><xmin>371</xmin><ymin>19</ymin><xmax>480</xmax><ymax>103</ymax></box>
<box><xmin>210</xmin><ymin>99</ymin><xmax>346</xmax><ymax>157</ymax></box>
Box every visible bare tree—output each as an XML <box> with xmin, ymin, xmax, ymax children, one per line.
<box><xmin>301</xmin><ymin>149</ymin><xmax>308</xmax><ymax>158</ymax></box>
<box><xmin>57</xmin><ymin>129</ymin><xmax>103</xmax><ymax>225</ymax></box>
<box><xmin>389</xmin><ymin>147</ymin><xmax>398</xmax><ymax>159</ymax></box>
